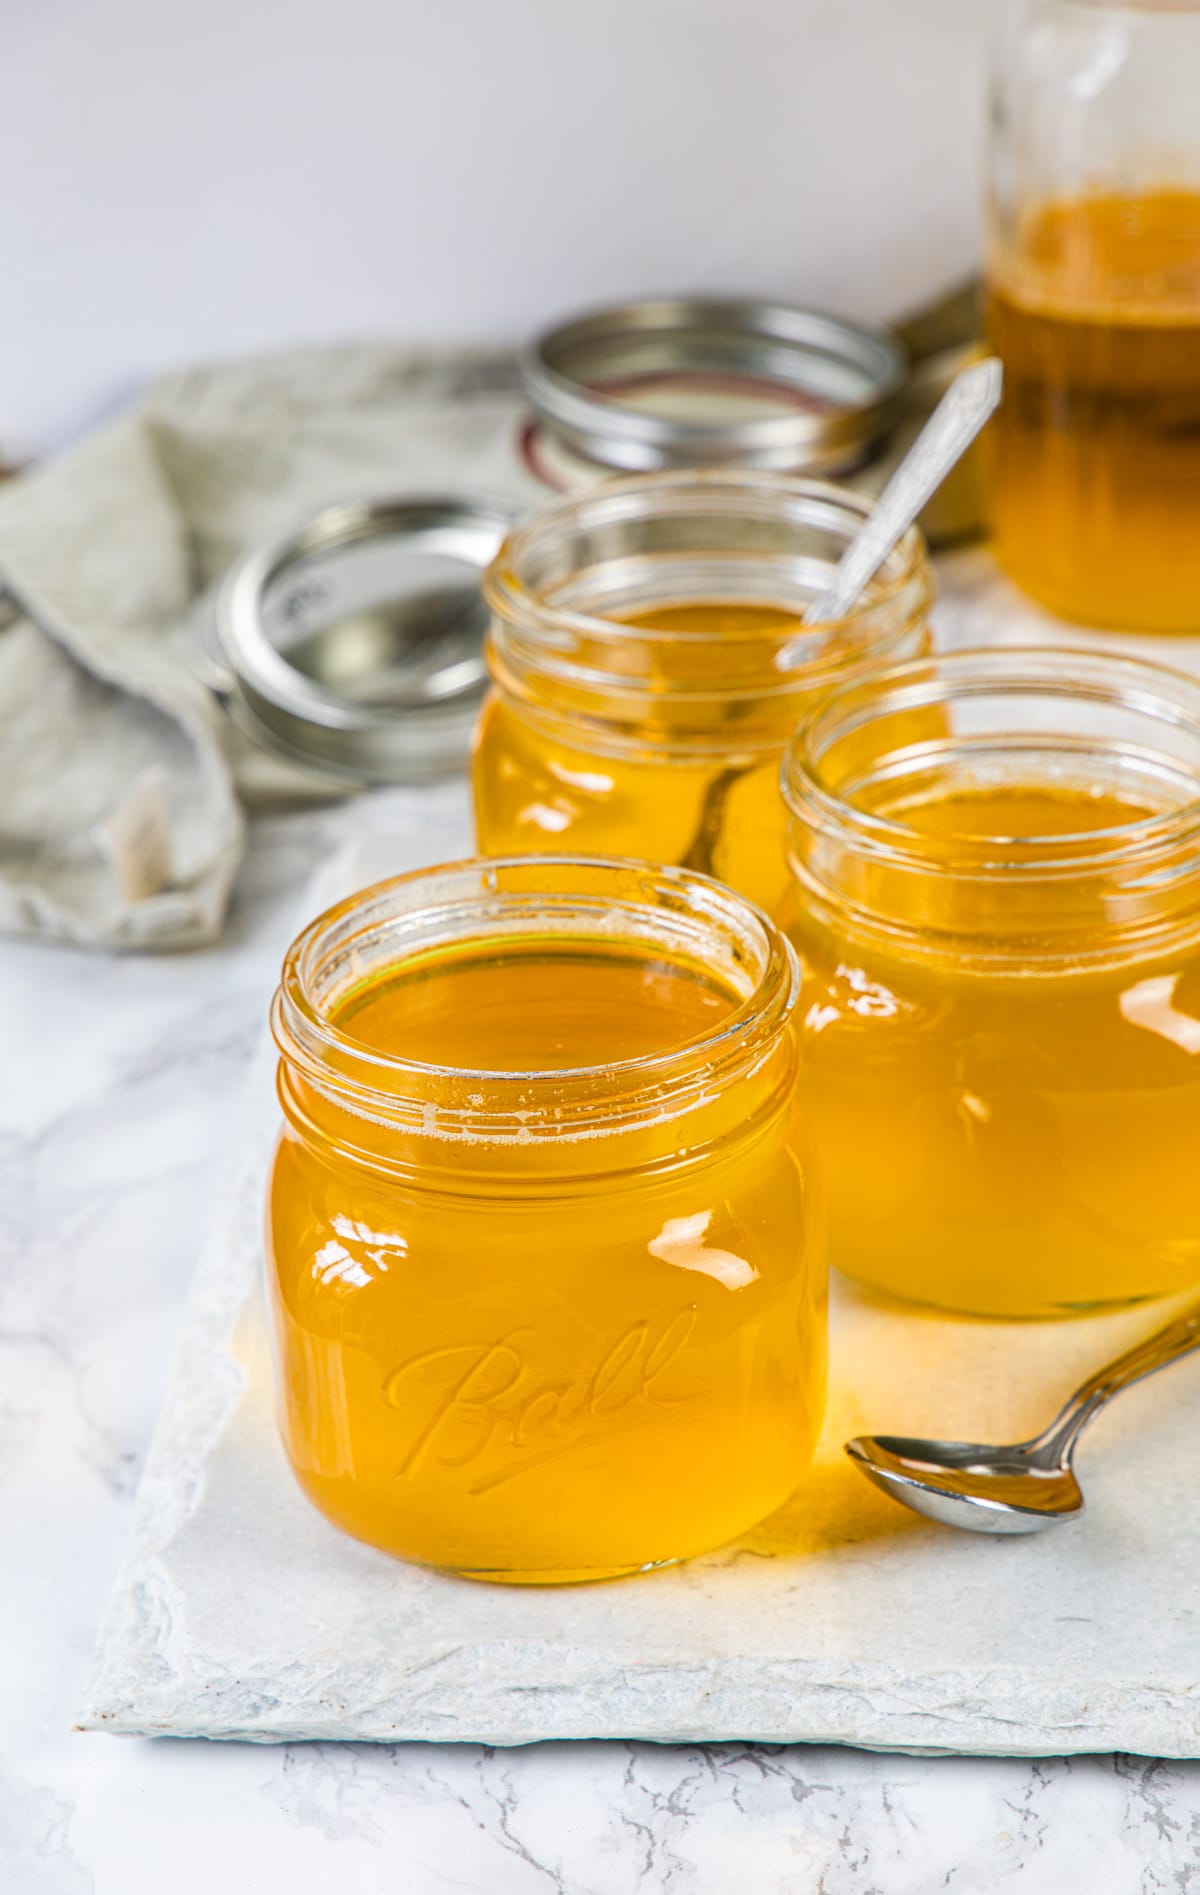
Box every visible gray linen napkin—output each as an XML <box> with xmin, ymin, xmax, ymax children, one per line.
<box><xmin>0</xmin><ymin>344</ymin><xmax>542</xmax><ymax>950</ymax></box>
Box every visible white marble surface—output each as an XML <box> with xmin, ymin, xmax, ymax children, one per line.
<box><xmin>8</xmin><ymin>553</ymin><xmax>1200</xmax><ymax>1889</ymax></box>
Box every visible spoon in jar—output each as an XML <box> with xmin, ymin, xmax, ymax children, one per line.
<box><xmin>800</xmin><ymin>353</ymin><xmax>1003</xmax><ymax>626</ymax></box>
<box><xmin>681</xmin><ymin>357</ymin><xmax>1003</xmax><ymax>875</ymax></box>
<box><xmin>845</xmin><ymin>1295</ymin><xmax>1200</xmax><ymax>1534</ymax></box>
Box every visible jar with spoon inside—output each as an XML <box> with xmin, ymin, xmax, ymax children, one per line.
<box><xmin>473</xmin><ymin>472</ymin><xmax>934</xmax><ymax>917</ymax></box>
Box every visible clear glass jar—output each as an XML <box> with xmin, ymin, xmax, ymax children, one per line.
<box><xmin>267</xmin><ymin>855</ymin><xmax>825</xmax><ymax>1583</ymax></box>
<box><xmin>473</xmin><ymin>472</ymin><xmax>934</xmax><ymax>917</ymax></box>
<box><xmin>780</xmin><ymin>648</ymin><xmax>1200</xmax><ymax>1318</ymax></box>
<box><xmin>986</xmin><ymin>0</ymin><xmax>1200</xmax><ymax>631</ymax></box>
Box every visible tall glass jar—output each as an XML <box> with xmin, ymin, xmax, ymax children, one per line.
<box><xmin>473</xmin><ymin>472</ymin><xmax>934</xmax><ymax>917</ymax></box>
<box><xmin>780</xmin><ymin>648</ymin><xmax>1200</xmax><ymax>1319</ymax></box>
<box><xmin>267</xmin><ymin>855</ymin><xmax>825</xmax><ymax>1583</ymax></box>
<box><xmin>986</xmin><ymin>0</ymin><xmax>1200</xmax><ymax>632</ymax></box>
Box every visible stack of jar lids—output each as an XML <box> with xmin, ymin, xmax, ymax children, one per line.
<box><xmin>208</xmin><ymin>290</ymin><xmax>977</xmax><ymax>784</ymax></box>
<box><xmin>520</xmin><ymin>297</ymin><xmax>907</xmax><ymax>478</ymax></box>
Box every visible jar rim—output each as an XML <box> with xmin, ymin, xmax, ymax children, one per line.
<box><xmin>272</xmin><ymin>854</ymin><xmax>798</xmax><ymax>1141</ymax></box>
<box><xmin>783</xmin><ymin>645</ymin><xmax>1200</xmax><ymax>877</ymax></box>
<box><xmin>484</xmin><ymin>468</ymin><xmax>931</xmax><ymax>660</ymax></box>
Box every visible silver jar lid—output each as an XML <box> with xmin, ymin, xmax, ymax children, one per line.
<box><xmin>521</xmin><ymin>297</ymin><xmax>907</xmax><ymax>477</ymax></box>
<box><xmin>212</xmin><ymin>494</ymin><xmax>518</xmax><ymax>783</ymax></box>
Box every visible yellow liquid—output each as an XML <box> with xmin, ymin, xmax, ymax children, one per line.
<box><xmin>267</xmin><ymin>940</ymin><xmax>825</xmax><ymax>1581</ymax></box>
<box><xmin>475</xmin><ymin>600</ymin><xmax>835</xmax><ymax>917</ymax></box>
<box><xmin>783</xmin><ymin>782</ymin><xmax>1200</xmax><ymax>1317</ymax></box>
<box><xmin>988</xmin><ymin>190</ymin><xmax>1200</xmax><ymax>632</ymax></box>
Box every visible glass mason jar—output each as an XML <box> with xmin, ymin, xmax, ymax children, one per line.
<box><xmin>267</xmin><ymin>855</ymin><xmax>825</xmax><ymax>1584</ymax></box>
<box><xmin>780</xmin><ymin>648</ymin><xmax>1200</xmax><ymax>1319</ymax></box>
<box><xmin>986</xmin><ymin>0</ymin><xmax>1200</xmax><ymax>632</ymax></box>
<box><xmin>473</xmin><ymin>472</ymin><xmax>934</xmax><ymax>918</ymax></box>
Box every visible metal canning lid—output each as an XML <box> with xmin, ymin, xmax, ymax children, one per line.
<box><xmin>521</xmin><ymin>297</ymin><xmax>907</xmax><ymax>477</ymax></box>
<box><xmin>214</xmin><ymin>494</ymin><xmax>518</xmax><ymax>783</ymax></box>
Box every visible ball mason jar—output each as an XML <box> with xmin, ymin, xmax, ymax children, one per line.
<box><xmin>987</xmin><ymin>0</ymin><xmax>1200</xmax><ymax>632</ymax></box>
<box><xmin>780</xmin><ymin>648</ymin><xmax>1200</xmax><ymax>1318</ymax></box>
<box><xmin>267</xmin><ymin>855</ymin><xmax>825</xmax><ymax>1583</ymax></box>
<box><xmin>473</xmin><ymin>472</ymin><xmax>934</xmax><ymax>918</ymax></box>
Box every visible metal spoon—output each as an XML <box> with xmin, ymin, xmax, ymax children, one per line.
<box><xmin>679</xmin><ymin>355</ymin><xmax>1004</xmax><ymax>874</ymax></box>
<box><xmin>845</xmin><ymin>1296</ymin><xmax>1200</xmax><ymax>1534</ymax></box>
<box><xmin>801</xmin><ymin>354</ymin><xmax>1003</xmax><ymax>625</ymax></box>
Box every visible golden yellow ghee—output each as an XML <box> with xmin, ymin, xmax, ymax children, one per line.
<box><xmin>266</xmin><ymin>857</ymin><xmax>825</xmax><ymax>1582</ymax></box>
<box><xmin>987</xmin><ymin>189</ymin><xmax>1200</xmax><ymax>633</ymax></box>
<box><xmin>476</xmin><ymin>599</ymin><xmax>807</xmax><ymax>915</ymax></box>
<box><xmin>782</xmin><ymin>650</ymin><xmax>1200</xmax><ymax>1318</ymax></box>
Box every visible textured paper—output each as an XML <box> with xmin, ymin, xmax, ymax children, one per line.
<box><xmin>81</xmin><ymin>834</ymin><xmax>1200</xmax><ymax>1757</ymax></box>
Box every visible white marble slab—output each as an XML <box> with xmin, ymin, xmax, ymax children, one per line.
<box><xmin>80</xmin><ymin>820</ymin><xmax>1200</xmax><ymax>1758</ymax></box>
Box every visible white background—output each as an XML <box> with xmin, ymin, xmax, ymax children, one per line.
<box><xmin>1</xmin><ymin>0</ymin><xmax>995</xmax><ymax>454</ymax></box>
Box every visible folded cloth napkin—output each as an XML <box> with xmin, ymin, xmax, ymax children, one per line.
<box><xmin>0</xmin><ymin>343</ymin><xmax>544</xmax><ymax>950</ymax></box>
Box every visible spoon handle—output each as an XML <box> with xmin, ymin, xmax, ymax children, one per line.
<box><xmin>1034</xmin><ymin>1296</ymin><xmax>1200</xmax><ymax>1464</ymax></box>
<box><xmin>802</xmin><ymin>356</ymin><xmax>1004</xmax><ymax>626</ymax></box>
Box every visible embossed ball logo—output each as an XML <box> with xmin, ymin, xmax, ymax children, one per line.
<box><xmin>382</xmin><ymin>1309</ymin><xmax>701</xmax><ymax>1496</ymax></box>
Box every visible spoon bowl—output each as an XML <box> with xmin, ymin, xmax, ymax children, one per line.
<box><xmin>845</xmin><ymin>1433</ymin><xmax>1084</xmax><ymax>1534</ymax></box>
<box><xmin>845</xmin><ymin>1296</ymin><xmax>1200</xmax><ymax>1534</ymax></box>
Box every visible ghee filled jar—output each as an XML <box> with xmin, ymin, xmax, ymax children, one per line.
<box><xmin>987</xmin><ymin>0</ymin><xmax>1200</xmax><ymax>631</ymax></box>
<box><xmin>473</xmin><ymin>472</ymin><xmax>933</xmax><ymax>917</ymax></box>
<box><xmin>266</xmin><ymin>855</ymin><xmax>825</xmax><ymax>1583</ymax></box>
<box><xmin>780</xmin><ymin>649</ymin><xmax>1200</xmax><ymax>1319</ymax></box>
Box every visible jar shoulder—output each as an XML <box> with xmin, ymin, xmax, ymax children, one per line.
<box><xmin>266</xmin><ymin>1123</ymin><xmax>822</xmax><ymax>1322</ymax></box>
